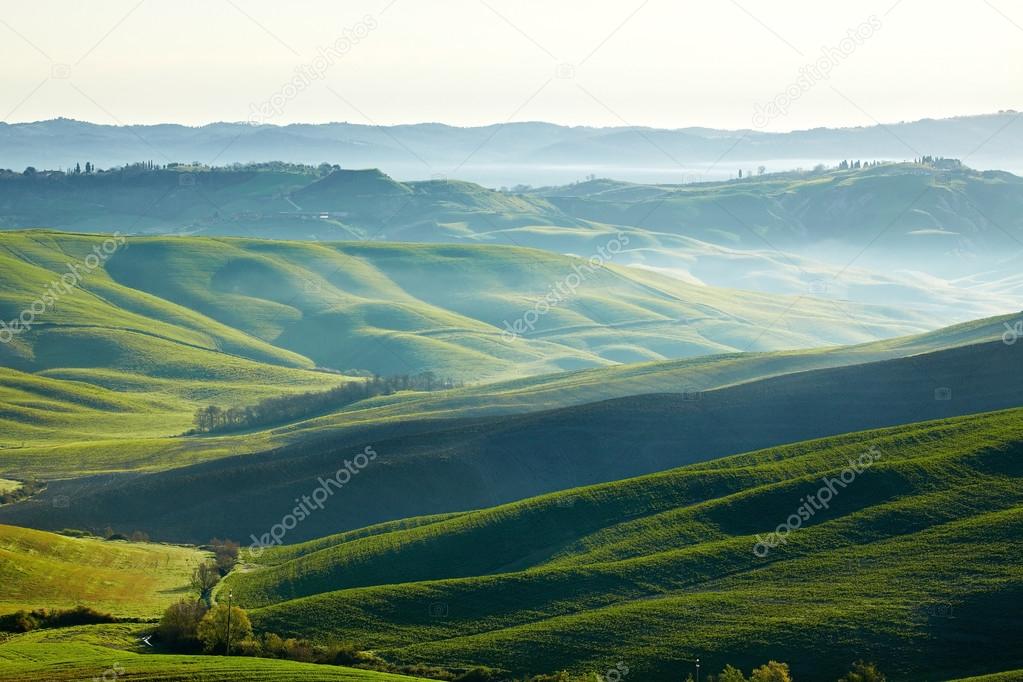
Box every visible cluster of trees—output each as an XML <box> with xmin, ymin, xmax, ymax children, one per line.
<box><xmin>737</xmin><ymin>166</ymin><xmax>767</xmax><ymax>179</ymax></box>
<box><xmin>0</xmin><ymin>605</ymin><xmax>116</xmax><ymax>633</ymax></box>
<box><xmin>837</xmin><ymin>160</ymin><xmax>884</xmax><ymax>170</ymax></box>
<box><xmin>914</xmin><ymin>156</ymin><xmax>962</xmax><ymax>169</ymax></box>
<box><xmin>185</xmin><ymin>538</ymin><xmax>239</xmax><ymax>607</ymax></box>
<box><xmin>208</xmin><ymin>538</ymin><xmax>240</xmax><ymax>574</ymax></box>
<box><xmin>158</xmin><ymin>599</ymin><xmax>251</xmax><ymax>653</ymax></box>
<box><xmin>4</xmin><ymin>160</ymin><xmax>352</xmax><ymax>184</ymax></box>
<box><xmin>190</xmin><ymin>372</ymin><xmax>461</xmax><ymax>434</ymax></box>
<box><xmin>702</xmin><ymin>660</ymin><xmax>885</xmax><ymax>682</ymax></box>
<box><xmin>0</xmin><ymin>479</ymin><xmax>42</xmax><ymax>505</ymax></box>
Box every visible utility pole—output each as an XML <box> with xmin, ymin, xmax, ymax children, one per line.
<box><xmin>225</xmin><ymin>590</ymin><xmax>233</xmax><ymax>656</ymax></box>
<box><xmin>696</xmin><ymin>657</ymin><xmax>700</xmax><ymax>682</ymax></box>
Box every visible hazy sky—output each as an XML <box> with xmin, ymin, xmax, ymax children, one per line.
<box><xmin>1</xmin><ymin>0</ymin><xmax>1020</xmax><ymax>131</ymax></box>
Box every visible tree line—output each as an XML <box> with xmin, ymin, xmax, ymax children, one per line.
<box><xmin>189</xmin><ymin>372</ymin><xmax>462</xmax><ymax>435</ymax></box>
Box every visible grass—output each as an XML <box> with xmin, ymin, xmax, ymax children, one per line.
<box><xmin>0</xmin><ymin>229</ymin><xmax>959</xmax><ymax>477</ymax></box>
<box><xmin>210</xmin><ymin>408</ymin><xmax>1023</xmax><ymax>681</ymax></box>
<box><xmin>5</xmin><ymin>329</ymin><xmax>1018</xmax><ymax>544</ymax></box>
<box><xmin>0</xmin><ymin>525</ymin><xmax>207</xmax><ymax>617</ymax></box>
<box><xmin>0</xmin><ymin>638</ymin><xmax>431</xmax><ymax>681</ymax></box>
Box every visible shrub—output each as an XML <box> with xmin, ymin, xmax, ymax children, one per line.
<box><xmin>0</xmin><ymin>606</ymin><xmax>116</xmax><ymax>633</ymax></box>
<box><xmin>209</xmin><ymin>538</ymin><xmax>240</xmax><ymax>575</ymax></box>
<box><xmin>196</xmin><ymin>604</ymin><xmax>252</xmax><ymax>653</ymax></box>
<box><xmin>320</xmin><ymin>642</ymin><xmax>363</xmax><ymax>666</ymax></box>
<box><xmin>716</xmin><ymin>664</ymin><xmax>749</xmax><ymax>682</ymax></box>
<box><xmin>750</xmin><ymin>661</ymin><xmax>792</xmax><ymax>682</ymax></box>
<box><xmin>57</xmin><ymin>528</ymin><xmax>93</xmax><ymax>538</ymax></box>
<box><xmin>838</xmin><ymin>661</ymin><xmax>886</xmax><ymax>682</ymax></box>
<box><xmin>157</xmin><ymin>599</ymin><xmax>207</xmax><ymax>650</ymax></box>
<box><xmin>234</xmin><ymin>638</ymin><xmax>264</xmax><ymax>657</ymax></box>
<box><xmin>454</xmin><ymin>668</ymin><xmax>507</xmax><ymax>682</ymax></box>
<box><xmin>0</xmin><ymin>611</ymin><xmax>39</xmax><ymax>633</ymax></box>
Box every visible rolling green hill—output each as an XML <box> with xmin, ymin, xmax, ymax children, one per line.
<box><xmin>3</xmin><ymin>163</ymin><xmax>1021</xmax><ymax>325</ymax></box>
<box><xmin>1</xmin><ymin>231</ymin><xmax>925</xmax><ymax>386</ymax></box>
<box><xmin>4</xmin><ymin>162</ymin><xmax>1022</xmax><ymax>259</ymax></box>
<box><xmin>216</xmin><ymin>408</ymin><xmax>1023</xmax><ymax>681</ymax></box>
<box><xmin>0</xmin><ymin>525</ymin><xmax>206</xmax><ymax>617</ymax></box>
<box><xmin>3</xmin><ymin>331</ymin><xmax>1019</xmax><ymax>543</ymax></box>
<box><xmin>538</xmin><ymin>163</ymin><xmax>1023</xmax><ymax>255</ymax></box>
<box><xmin>0</xmin><ymin>229</ymin><xmax>935</xmax><ymax>460</ymax></box>
<box><xmin>0</xmin><ymin>165</ymin><xmax>575</xmax><ymax>242</ymax></box>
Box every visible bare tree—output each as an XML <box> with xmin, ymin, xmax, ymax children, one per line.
<box><xmin>190</xmin><ymin>561</ymin><xmax>220</xmax><ymax>607</ymax></box>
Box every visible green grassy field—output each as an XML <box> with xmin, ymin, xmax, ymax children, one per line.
<box><xmin>0</xmin><ymin>297</ymin><xmax>1013</xmax><ymax>482</ymax></box>
<box><xmin>949</xmin><ymin>672</ymin><xmax>1023</xmax><ymax>681</ymax></box>
<box><xmin>0</xmin><ymin>229</ymin><xmax>951</xmax><ymax>478</ymax></box>
<box><xmin>209</xmin><ymin>408</ymin><xmax>1023</xmax><ymax>681</ymax></box>
<box><xmin>0</xmin><ymin>627</ymin><xmax>430</xmax><ymax>681</ymax></box>
<box><xmin>0</xmin><ymin>525</ymin><xmax>207</xmax><ymax>617</ymax></box>
<box><xmin>4</xmin><ymin>329</ymin><xmax>1018</xmax><ymax>544</ymax></box>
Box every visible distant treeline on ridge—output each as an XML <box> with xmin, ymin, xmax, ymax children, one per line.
<box><xmin>189</xmin><ymin>372</ymin><xmax>461</xmax><ymax>435</ymax></box>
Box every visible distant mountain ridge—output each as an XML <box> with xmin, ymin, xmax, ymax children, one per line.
<box><xmin>2</xmin><ymin>111</ymin><xmax>1021</xmax><ymax>185</ymax></box>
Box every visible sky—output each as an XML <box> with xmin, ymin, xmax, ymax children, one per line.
<box><xmin>0</xmin><ymin>0</ymin><xmax>1020</xmax><ymax>131</ymax></box>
